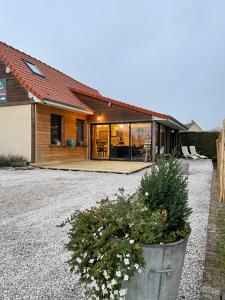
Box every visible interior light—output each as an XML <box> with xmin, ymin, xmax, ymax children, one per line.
<box><xmin>97</xmin><ymin>116</ymin><xmax>101</xmax><ymax>121</ymax></box>
<box><xmin>119</xmin><ymin>124</ymin><xmax>124</xmax><ymax>128</ymax></box>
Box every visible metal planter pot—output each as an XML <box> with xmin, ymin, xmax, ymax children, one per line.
<box><xmin>122</xmin><ymin>238</ymin><xmax>188</xmax><ymax>300</ymax></box>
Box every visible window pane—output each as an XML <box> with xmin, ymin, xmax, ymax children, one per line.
<box><xmin>25</xmin><ymin>61</ymin><xmax>44</xmax><ymax>76</ymax></box>
<box><xmin>76</xmin><ymin>119</ymin><xmax>84</xmax><ymax>145</ymax></box>
<box><xmin>92</xmin><ymin>125</ymin><xmax>109</xmax><ymax>159</ymax></box>
<box><xmin>110</xmin><ymin>124</ymin><xmax>130</xmax><ymax>160</ymax></box>
<box><xmin>51</xmin><ymin>114</ymin><xmax>62</xmax><ymax>145</ymax></box>
<box><xmin>131</xmin><ymin>123</ymin><xmax>152</xmax><ymax>161</ymax></box>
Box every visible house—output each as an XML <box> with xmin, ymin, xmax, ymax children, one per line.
<box><xmin>185</xmin><ymin>120</ymin><xmax>203</xmax><ymax>132</ymax></box>
<box><xmin>0</xmin><ymin>41</ymin><xmax>187</xmax><ymax>163</ymax></box>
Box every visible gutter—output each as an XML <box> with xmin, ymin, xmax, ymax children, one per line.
<box><xmin>30</xmin><ymin>95</ymin><xmax>93</xmax><ymax>115</ymax></box>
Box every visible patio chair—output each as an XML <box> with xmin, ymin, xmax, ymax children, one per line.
<box><xmin>181</xmin><ymin>146</ymin><xmax>198</xmax><ymax>160</ymax></box>
<box><xmin>189</xmin><ymin>146</ymin><xmax>207</xmax><ymax>159</ymax></box>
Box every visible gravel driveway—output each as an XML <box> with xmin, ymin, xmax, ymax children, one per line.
<box><xmin>0</xmin><ymin>160</ymin><xmax>212</xmax><ymax>300</ymax></box>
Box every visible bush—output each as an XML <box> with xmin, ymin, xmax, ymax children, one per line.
<box><xmin>0</xmin><ymin>154</ymin><xmax>27</xmax><ymax>167</ymax></box>
<box><xmin>138</xmin><ymin>156</ymin><xmax>191</xmax><ymax>242</ymax></box>
<box><xmin>61</xmin><ymin>190</ymin><xmax>167</xmax><ymax>299</ymax></box>
<box><xmin>180</xmin><ymin>131</ymin><xmax>219</xmax><ymax>159</ymax></box>
<box><xmin>61</xmin><ymin>157</ymin><xmax>191</xmax><ymax>299</ymax></box>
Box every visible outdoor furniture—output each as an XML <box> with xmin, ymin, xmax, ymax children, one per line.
<box><xmin>189</xmin><ymin>146</ymin><xmax>207</xmax><ymax>159</ymax></box>
<box><xmin>181</xmin><ymin>146</ymin><xmax>198</xmax><ymax>160</ymax></box>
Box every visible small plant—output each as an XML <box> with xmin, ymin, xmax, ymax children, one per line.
<box><xmin>61</xmin><ymin>189</ymin><xmax>167</xmax><ymax>299</ymax></box>
<box><xmin>138</xmin><ymin>156</ymin><xmax>192</xmax><ymax>242</ymax></box>
<box><xmin>66</xmin><ymin>138</ymin><xmax>74</xmax><ymax>147</ymax></box>
<box><xmin>0</xmin><ymin>154</ymin><xmax>27</xmax><ymax>167</ymax></box>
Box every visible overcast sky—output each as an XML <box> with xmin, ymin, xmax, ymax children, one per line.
<box><xmin>1</xmin><ymin>0</ymin><xmax>225</xmax><ymax>130</ymax></box>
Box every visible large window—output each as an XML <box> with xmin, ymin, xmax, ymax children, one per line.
<box><xmin>51</xmin><ymin>114</ymin><xmax>62</xmax><ymax>145</ymax></box>
<box><xmin>76</xmin><ymin>119</ymin><xmax>84</xmax><ymax>145</ymax></box>
<box><xmin>91</xmin><ymin>122</ymin><xmax>152</xmax><ymax>161</ymax></box>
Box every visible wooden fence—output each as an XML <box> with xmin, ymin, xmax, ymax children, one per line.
<box><xmin>217</xmin><ymin>120</ymin><xmax>225</xmax><ymax>202</ymax></box>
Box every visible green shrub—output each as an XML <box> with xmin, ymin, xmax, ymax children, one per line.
<box><xmin>138</xmin><ymin>156</ymin><xmax>191</xmax><ymax>241</ymax></box>
<box><xmin>61</xmin><ymin>190</ymin><xmax>167</xmax><ymax>299</ymax></box>
<box><xmin>180</xmin><ymin>131</ymin><xmax>219</xmax><ymax>159</ymax></box>
<box><xmin>0</xmin><ymin>154</ymin><xmax>26</xmax><ymax>167</ymax></box>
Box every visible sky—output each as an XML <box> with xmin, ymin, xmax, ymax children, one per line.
<box><xmin>1</xmin><ymin>0</ymin><xmax>225</xmax><ymax>130</ymax></box>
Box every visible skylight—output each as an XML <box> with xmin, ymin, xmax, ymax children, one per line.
<box><xmin>24</xmin><ymin>60</ymin><xmax>44</xmax><ymax>77</ymax></box>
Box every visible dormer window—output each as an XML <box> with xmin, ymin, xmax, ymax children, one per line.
<box><xmin>24</xmin><ymin>60</ymin><xmax>44</xmax><ymax>77</ymax></box>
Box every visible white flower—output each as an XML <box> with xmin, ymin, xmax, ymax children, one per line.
<box><xmin>116</xmin><ymin>270</ymin><xmax>122</xmax><ymax>277</ymax></box>
<box><xmin>103</xmin><ymin>270</ymin><xmax>110</xmax><ymax>279</ymax></box>
<box><xmin>160</xmin><ymin>242</ymin><xmax>164</xmax><ymax>245</ymax></box>
<box><xmin>134</xmin><ymin>263</ymin><xmax>139</xmax><ymax>270</ymax></box>
<box><xmin>126</xmin><ymin>254</ymin><xmax>130</xmax><ymax>257</ymax></box>
<box><xmin>86</xmin><ymin>273</ymin><xmax>89</xmax><ymax>278</ymax></box>
<box><xmin>99</xmin><ymin>232</ymin><xmax>103</xmax><ymax>236</ymax></box>
<box><xmin>110</xmin><ymin>293</ymin><xmax>115</xmax><ymax>299</ymax></box>
<box><xmin>129</xmin><ymin>240</ymin><xmax>134</xmax><ymax>244</ymax></box>
<box><xmin>117</xmin><ymin>254</ymin><xmax>122</xmax><ymax>259</ymax></box>
<box><xmin>101</xmin><ymin>283</ymin><xmax>105</xmax><ymax>290</ymax></box>
<box><xmin>83</xmin><ymin>252</ymin><xmax>87</xmax><ymax>258</ymax></box>
<box><xmin>93</xmin><ymin>233</ymin><xmax>96</xmax><ymax>237</ymax></box>
<box><xmin>125</xmin><ymin>233</ymin><xmax>129</xmax><ymax>238</ymax></box>
<box><xmin>124</xmin><ymin>258</ymin><xmax>130</xmax><ymax>265</ymax></box>
<box><xmin>119</xmin><ymin>288</ymin><xmax>127</xmax><ymax>296</ymax></box>
<box><xmin>107</xmin><ymin>282</ymin><xmax>112</xmax><ymax>289</ymax></box>
<box><xmin>111</xmin><ymin>278</ymin><xmax>117</xmax><ymax>285</ymax></box>
<box><xmin>95</xmin><ymin>285</ymin><xmax>100</xmax><ymax>291</ymax></box>
<box><xmin>124</xmin><ymin>275</ymin><xmax>129</xmax><ymax>281</ymax></box>
<box><xmin>74</xmin><ymin>265</ymin><xmax>78</xmax><ymax>271</ymax></box>
<box><xmin>145</xmin><ymin>192</ymin><xmax>149</xmax><ymax>196</ymax></box>
<box><xmin>114</xmin><ymin>290</ymin><xmax>118</xmax><ymax>295</ymax></box>
<box><xmin>76</xmin><ymin>257</ymin><xmax>82</xmax><ymax>264</ymax></box>
<box><xmin>89</xmin><ymin>259</ymin><xmax>94</xmax><ymax>264</ymax></box>
<box><xmin>102</xmin><ymin>288</ymin><xmax>108</xmax><ymax>295</ymax></box>
<box><xmin>98</xmin><ymin>226</ymin><xmax>103</xmax><ymax>232</ymax></box>
<box><xmin>138</xmin><ymin>268</ymin><xmax>142</xmax><ymax>274</ymax></box>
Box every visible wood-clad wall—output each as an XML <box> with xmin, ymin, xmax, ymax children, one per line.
<box><xmin>0</xmin><ymin>60</ymin><xmax>30</xmax><ymax>105</ymax></box>
<box><xmin>35</xmin><ymin>104</ymin><xmax>88</xmax><ymax>163</ymax></box>
<box><xmin>76</xmin><ymin>94</ymin><xmax>152</xmax><ymax>123</ymax></box>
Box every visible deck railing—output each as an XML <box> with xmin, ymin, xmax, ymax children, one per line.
<box><xmin>217</xmin><ymin>120</ymin><xmax>225</xmax><ymax>202</ymax></box>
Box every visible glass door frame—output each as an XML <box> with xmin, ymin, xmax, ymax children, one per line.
<box><xmin>90</xmin><ymin>121</ymin><xmax>154</xmax><ymax>161</ymax></box>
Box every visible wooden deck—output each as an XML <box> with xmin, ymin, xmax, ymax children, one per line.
<box><xmin>32</xmin><ymin>160</ymin><xmax>152</xmax><ymax>174</ymax></box>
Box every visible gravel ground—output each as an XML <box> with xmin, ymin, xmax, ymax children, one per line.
<box><xmin>0</xmin><ymin>160</ymin><xmax>212</xmax><ymax>300</ymax></box>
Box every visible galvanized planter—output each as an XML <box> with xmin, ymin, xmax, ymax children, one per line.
<box><xmin>122</xmin><ymin>238</ymin><xmax>188</xmax><ymax>300</ymax></box>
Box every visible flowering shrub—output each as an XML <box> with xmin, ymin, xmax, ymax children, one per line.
<box><xmin>61</xmin><ymin>157</ymin><xmax>191</xmax><ymax>299</ymax></box>
<box><xmin>61</xmin><ymin>189</ymin><xmax>167</xmax><ymax>299</ymax></box>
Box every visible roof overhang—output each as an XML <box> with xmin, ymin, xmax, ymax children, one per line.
<box><xmin>33</xmin><ymin>98</ymin><xmax>93</xmax><ymax>115</ymax></box>
<box><xmin>153</xmin><ymin>117</ymin><xmax>188</xmax><ymax>132</ymax></box>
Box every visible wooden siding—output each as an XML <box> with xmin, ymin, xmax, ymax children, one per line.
<box><xmin>35</xmin><ymin>104</ymin><xmax>88</xmax><ymax>163</ymax></box>
<box><xmin>0</xmin><ymin>60</ymin><xmax>30</xmax><ymax>105</ymax></box>
<box><xmin>76</xmin><ymin>94</ymin><xmax>153</xmax><ymax>123</ymax></box>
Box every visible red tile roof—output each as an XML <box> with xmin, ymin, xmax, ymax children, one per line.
<box><xmin>0</xmin><ymin>41</ymin><xmax>173</xmax><ymax>121</ymax></box>
<box><xmin>0</xmin><ymin>41</ymin><xmax>100</xmax><ymax>112</ymax></box>
<box><xmin>70</xmin><ymin>87</ymin><xmax>170</xmax><ymax>119</ymax></box>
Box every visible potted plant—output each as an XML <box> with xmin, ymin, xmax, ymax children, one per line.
<box><xmin>60</xmin><ymin>156</ymin><xmax>191</xmax><ymax>300</ymax></box>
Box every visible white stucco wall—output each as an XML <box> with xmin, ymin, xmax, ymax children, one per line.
<box><xmin>0</xmin><ymin>105</ymin><xmax>31</xmax><ymax>161</ymax></box>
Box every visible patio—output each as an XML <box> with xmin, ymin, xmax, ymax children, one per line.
<box><xmin>32</xmin><ymin>160</ymin><xmax>152</xmax><ymax>174</ymax></box>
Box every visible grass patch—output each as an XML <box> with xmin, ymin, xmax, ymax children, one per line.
<box><xmin>216</xmin><ymin>205</ymin><xmax>225</xmax><ymax>288</ymax></box>
<box><xmin>0</xmin><ymin>154</ymin><xmax>27</xmax><ymax>167</ymax></box>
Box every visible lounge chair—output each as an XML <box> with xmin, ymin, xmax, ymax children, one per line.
<box><xmin>181</xmin><ymin>146</ymin><xmax>198</xmax><ymax>160</ymax></box>
<box><xmin>189</xmin><ymin>146</ymin><xmax>207</xmax><ymax>159</ymax></box>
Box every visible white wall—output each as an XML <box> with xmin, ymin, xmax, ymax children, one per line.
<box><xmin>0</xmin><ymin>105</ymin><xmax>31</xmax><ymax>160</ymax></box>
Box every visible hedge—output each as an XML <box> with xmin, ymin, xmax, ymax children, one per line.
<box><xmin>180</xmin><ymin>132</ymin><xmax>220</xmax><ymax>161</ymax></box>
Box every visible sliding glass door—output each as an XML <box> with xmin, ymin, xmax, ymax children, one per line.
<box><xmin>91</xmin><ymin>122</ymin><xmax>152</xmax><ymax>161</ymax></box>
